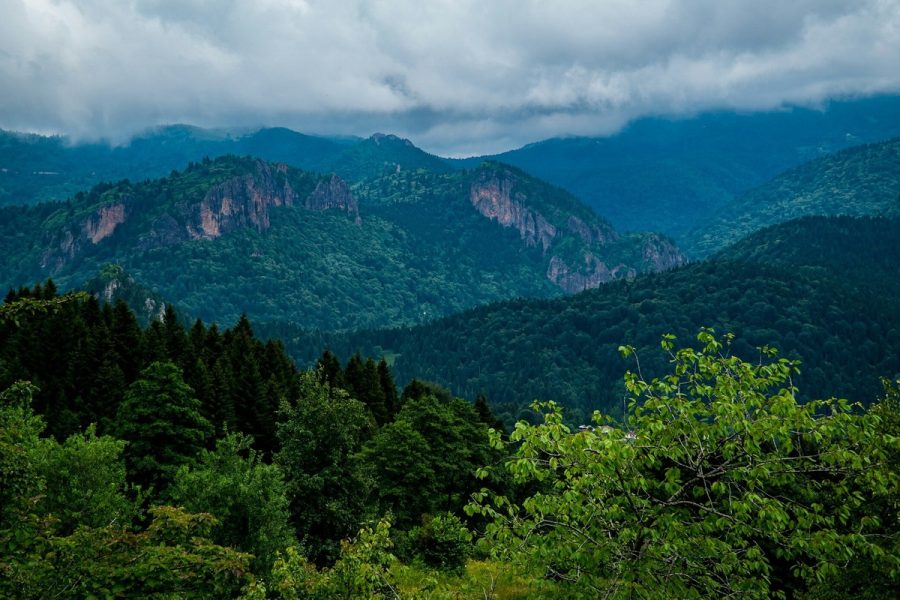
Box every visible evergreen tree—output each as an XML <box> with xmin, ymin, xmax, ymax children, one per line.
<box><xmin>208</xmin><ymin>358</ymin><xmax>237</xmax><ymax>436</ymax></box>
<box><xmin>378</xmin><ymin>358</ymin><xmax>399</xmax><ymax>419</ymax></box>
<box><xmin>316</xmin><ymin>349</ymin><xmax>344</xmax><ymax>388</ymax></box>
<box><xmin>114</xmin><ymin>361</ymin><xmax>212</xmax><ymax>494</ymax></box>
<box><xmin>474</xmin><ymin>393</ymin><xmax>506</xmax><ymax>434</ymax></box>
<box><xmin>110</xmin><ymin>299</ymin><xmax>142</xmax><ymax>381</ymax></box>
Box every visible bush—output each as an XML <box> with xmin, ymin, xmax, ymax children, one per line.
<box><xmin>417</xmin><ymin>513</ymin><xmax>473</xmax><ymax>574</ymax></box>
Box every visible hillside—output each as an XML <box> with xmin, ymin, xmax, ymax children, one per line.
<box><xmin>0</xmin><ymin>156</ymin><xmax>682</xmax><ymax>330</ymax></box>
<box><xmin>714</xmin><ymin>215</ymin><xmax>900</xmax><ymax>291</ymax></box>
<box><xmin>685</xmin><ymin>138</ymin><xmax>900</xmax><ymax>256</ymax></box>
<box><xmin>458</xmin><ymin>95</ymin><xmax>900</xmax><ymax>240</ymax></box>
<box><xmin>271</xmin><ymin>255</ymin><xmax>899</xmax><ymax>426</ymax></box>
<box><xmin>0</xmin><ymin>125</ymin><xmax>353</xmax><ymax>208</ymax></box>
<box><xmin>0</xmin><ymin>127</ymin><xmax>459</xmax><ymax>208</ymax></box>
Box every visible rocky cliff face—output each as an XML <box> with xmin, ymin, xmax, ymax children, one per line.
<box><xmin>470</xmin><ymin>175</ymin><xmax>557</xmax><ymax>251</ymax></box>
<box><xmin>186</xmin><ymin>163</ymin><xmax>359</xmax><ymax>240</ymax></box>
<box><xmin>304</xmin><ymin>175</ymin><xmax>361</xmax><ymax>224</ymax></box>
<box><xmin>468</xmin><ymin>168</ymin><xmax>684</xmax><ymax>294</ymax></box>
<box><xmin>547</xmin><ymin>254</ymin><xmax>634</xmax><ymax>293</ymax></box>
<box><xmin>84</xmin><ymin>203</ymin><xmax>127</xmax><ymax>243</ymax></box>
<box><xmin>40</xmin><ymin>160</ymin><xmax>359</xmax><ymax>273</ymax></box>
<box><xmin>640</xmin><ymin>234</ymin><xmax>686</xmax><ymax>271</ymax></box>
<box><xmin>41</xmin><ymin>202</ymin><xmax>129</xmax><ymax>271</ymax></box>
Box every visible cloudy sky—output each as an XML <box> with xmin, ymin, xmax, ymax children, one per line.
<box><xmin>1</xmin><ymin>0</ymin><xmax>899</xmax><ymax>155</ymax></box>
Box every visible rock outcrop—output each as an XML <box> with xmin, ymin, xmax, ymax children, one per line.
<box><xmin>83</xmin><ymin>203</ymin><xmax>127</xmax><ymax>243</ymax></box>
<box><xmin>40</xmin><ymin>160</ymin><xmax>360</xmax><ymax>272</ymax></box>
<box><xmin>469</xmin><ymin>167</ymin><xmax>684</xmax><ymax>294</ymax></box>
<box><xmin>186</xmin><ymin>163</ymin><xmax>359</xmax><ymax>241</ymax></box>
<box><xmin>640</xmin><ymin>234</ymin><xmax>686</xmax><ymax>271</ymax></box>
<box><xmin>304</xmin><ymin>175</ymin><xmax>361</xmax><ymax>224</ymax></box>
<box><xmin>470</xmin><ymin>175</ymin><xmax>557</xmax><ymax>251</ymax></box>
<box><xmin>547</xmin><ymin>254</ymin><xmax>634</xmax><ymax>293</ymax></box>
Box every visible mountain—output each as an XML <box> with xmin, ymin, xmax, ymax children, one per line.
<box><xmin>270</xmin><ymin>233</ymin><xmax>900</xmax><ymax>425</ymax></box>
<box><xmin>0</xmin><ymin>125</ymin><xmax>350</xmax><ymax>208</ymax></box>
<box><xmin>713</xmin><ymin>215</ymin><xmax>900</xmax><ymax>291</ymax></box>
<box><xmin>330</xmin><ymin>133</ymin><xmax>453</xmax><ymax>182</ymax></box>
<box><xmin>685</xmin><ymin>138</ymin><xmax>900</xmax><ymax>257</ymax></box>
<box><xmin>0</xmin><ymin>155</ymin><xmax>682</xmax><ymax>330</ymax></box>
<box><xmin>457</xmin><ymin>95</ymin><xmax>900</xmax><ymax>240</ymax></box>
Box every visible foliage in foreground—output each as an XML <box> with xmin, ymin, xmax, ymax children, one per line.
<box><xmin>469</xmin><ymin>330</ymin><xmax>900</xmax><ymax>599</ymax></box>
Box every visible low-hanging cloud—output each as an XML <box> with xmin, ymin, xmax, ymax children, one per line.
<box><xmin>1</xmin><ymin>0</ymin><xmax>898</xmax><ymax>155</ymax></box>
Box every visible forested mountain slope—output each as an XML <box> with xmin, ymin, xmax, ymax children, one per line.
<box><xmin>0</xmin><ymin>125</ymin><xmax>353</xmax><ymax>208</ymax></box>
<box><xmin>270</xmin><ymin>229</ymin><xmax>900</xmax><ymax>425</ymax></box>
<box><xmin>457</xmin><ymin>95</ymin><xmax>900</xmax><ymax>239</ymax></box>
<box><xmin>714</xmin><ymin>215</ymin><xmax>900</xmax><ymax>291</ymax></box>
<box><xmin>0</xmin><ymin>156</ymin><xmax>682</xmax><ymax>330</ymax></box>
<box><xmin>1</xmin><ymin>127</ymin><xmax>458</xmax><ymax>208</ymax></box>
<box><xmin>685</xmin><ymin>139</ymin><xmax>900</xmax><ymax>256</ymax></box>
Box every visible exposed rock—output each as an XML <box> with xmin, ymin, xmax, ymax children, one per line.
<box><xmin>640</xmin><ymin>234</ymin><xmax>686</xmax><ymax>271</ymax></box>
<box><xmin>304</xmin><ymin>174</ymin><xmax>361</xmax><ymax>224</ymax></box>
<box><xmin>186</xmin><ymin>163</ymin><xmax>297</xmax><ymax>240</ymax></box>
<box><xmin>185</xmin><ymin>163</ymin><xmax>359</xmax><ymax>240</ymax></box>
<box><xmin>101</xmin><ymin>278</ymin><xmax>120</xmax><ymax>303</ymax></box>
<box><xmin>39</xmin><ymin>160</ymin><xmax>360</xmax><ymax>273</ymax></box>
<box><xmin>547</xmin><ymin>254</ymin><xmax>633</xmax><ymax>293</ymax></box>
<box><xmin>567</xmin><ymin>215</ymin><xmax>618</xmax><ymax>245</ymax></box>
<box><xmin>41</xmin><ymin>201</ymin><xmax>126</xmax><ymax>272</ymax></box>
<box><xmin>83</xmin><ymin>203</ymin><xmax>127</xmax><ymax>243</ymax></box>
<box><xmin>469</xmin><ymin>175</ymin><xmax>556</xmax><ymax>251</ymax></box>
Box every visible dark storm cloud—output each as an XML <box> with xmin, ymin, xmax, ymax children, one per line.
<box><xmin>1</xmin><ymin>0</ymin><xmax>898</xmax><ymax>155</ymax></box>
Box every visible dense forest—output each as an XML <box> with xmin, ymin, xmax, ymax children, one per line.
<box><xmin>265</xmin><ymin>216</ymin><xmax>900</xmax><ymax>426</ymax></box>
<box><xmin>0</xmin><ymin>286</ymin><xmax>519</xmax><ymax>596</ymax></box>
<box><xmin>2</xmin><ymin>289</ymin><xmax>897</xmax><ymax>598</ymax></box>
<box><xmin>685</xmin><ymin>138</ymin><xmax>900</xmax><ymax>256</ymax></box>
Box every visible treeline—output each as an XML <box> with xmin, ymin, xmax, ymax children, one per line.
<box><xmin>0</xmin><ymin>284</ymin><xmax>510</xmax><ymax>596</ymax></box>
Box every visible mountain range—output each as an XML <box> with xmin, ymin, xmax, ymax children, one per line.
<box><xmin>2</xmin><ymin>97</ymin><xmax>899</xmax><ymax>422</ymax></box>
<box><xmin>463</xmin><ymin>95</ymin><xmax>900</xmax><ymax>241</ymax></box>
<box><xmin>0</xmin><ymin>155</ymin><xmax>681</xmax><ymax>330</ymax></box>
<box><xmin>5</xmin><ymin>95</ymin><xmax>900</xmax><ymax>249</ymax></box>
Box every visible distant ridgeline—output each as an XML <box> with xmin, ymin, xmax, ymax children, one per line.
<box><xmin>455</xmin><ymin>95</ymin><xmax>900</xmax><ymax>240</ymax></box>
<box><xmin>0</xmin><ymin>155</ymin><xmax>682</xmax><ymax>331</ymax></box>
<box><xmin>266</xmin><ymin>216</ymin><xmax>900</xmax><ymax>426</ymax></box>
<box><xmin>685</xmin><ymin>138</ymin><xmax>900</xmax><ymax>257</ymax></box>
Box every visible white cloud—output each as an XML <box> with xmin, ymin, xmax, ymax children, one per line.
<box><xmin>0</xmin><ymin>0</ymin><xmax>898</xmax><ymax>155</ymax></box>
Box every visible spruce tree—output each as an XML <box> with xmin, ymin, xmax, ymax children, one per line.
<box><xmin>114</xmin><ymin>361</ymin><xmax>212</xmax><ymax>494</ymax></box>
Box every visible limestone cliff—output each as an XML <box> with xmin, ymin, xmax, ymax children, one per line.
<box><xmin>547</xmin><ymin>254</ymin><xmax>634</xmax><ymax>293</ymax></box>
<box><xmin>639</xmin><ymin>233</ymin><xmax>686</xmax><ymax>272</ymax></box>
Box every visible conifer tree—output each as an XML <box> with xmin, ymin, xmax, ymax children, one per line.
<box><xmin>316</xmin><ymin>349</ymin><xmax>344</xmax><ymax>388</ymax></box>
<box><xmin>114</xmin><ymin>361</ymin><xmax>212</xmax><ymax>494</ymax></box>
<box><xmin>378</xmin><ymin>357</ymin><xmax>399</xmax><ymax>419</ymax></box>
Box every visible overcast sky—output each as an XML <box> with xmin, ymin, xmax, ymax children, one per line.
<box><xmin>1</xmin><ymin>0</ymin><xmax>899</xmax><ymax>156</ymax></box>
